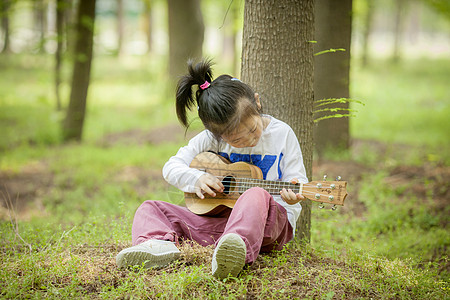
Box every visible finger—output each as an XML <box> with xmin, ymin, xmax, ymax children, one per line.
<box><xmin>195</xmin><ymin>188</ymin><xmax>204</xmax><ymax>199</ymax></box>
<box><xmin>204</xmin><ymin>175</ymin><xmax>224</xmax><ymax>193</ymax></box>
<box><xmin>296</xmin><ymin>193</ymin><xmax>305</xmax><ymax>201</ymax></box>
<box><xmin>287</xmin><ymin>189</ymin><xmax>297</xmax><ymax>200</ymax></box>
<box><xmin>201</xmin><ymin>184</ymin><xmax>216</xmax><ymax>197</ymax></box>
<box><xmin>290</xmin><ymin>178</ymin><xmax>299</xmax><ymax>185</ymax></box>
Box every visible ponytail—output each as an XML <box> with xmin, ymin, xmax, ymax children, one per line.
<box><xmin>176</xmin><ymin>59</ymin><xmax>214</xmax><ymax>127</ymax></box>
<box><xmin>175</xmin><ymin>58</ymin><xmax>259</xmax><ymax>138</ymax></box>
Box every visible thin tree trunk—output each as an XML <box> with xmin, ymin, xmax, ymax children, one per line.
<box><xmin>393</xmin><ymin>0</ymin><xmax>406</xmax><ymax>63</ymax></box>
<box><xmin>0</xmin><ymin>0</ymin><xmax>11</xmax><ymax>53</ymax></box>
<box><xmin>62</xmin><ymin>0</ymin><xmax>96</xmax><ymax>141</ymax></box>
<box><xmin>55</xmin><ymin>0</ymin><xmax>66</xmax><ymax>111</ymax></box>
<box><xmin>142</xmin><ymin>0</ymin><xmax>152</xmax><ymax>54</ymax></box>
<box><xmin>361</xmin><ymin>0</ymin><xmax>373</xmax><ymax>67</ymax></box>
<box><xmin>241</xmin><ymin>0</ymin><xmax>315</xmax><ymax>242</ymax></box>
<box><xmin>116</xmin><ymin>0</ymin><xmax>124</xmax><ymax>56</ymax></box>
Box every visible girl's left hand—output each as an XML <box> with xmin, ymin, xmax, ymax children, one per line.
<box><xmin>280</xmin><ymin>178</ymin><xmax>305</xmax><ymax>205</ymax></box>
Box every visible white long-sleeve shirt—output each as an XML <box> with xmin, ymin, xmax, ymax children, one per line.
<box><xmin>162</xmin><ymin>115</ymin><xmax>309</xmax><ymax>233</ymax></box>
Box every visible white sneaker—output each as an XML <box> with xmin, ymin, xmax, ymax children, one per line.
<box><xmin>211</xmin><ymin>233</ymin><xmax>246</xmax><ymax>279</ymax></box>
<box><xmin>116</xmin><ymin>240</ymin><xmax>181</xmax><ymax>269</ymax></box>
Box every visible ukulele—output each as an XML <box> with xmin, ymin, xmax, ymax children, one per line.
<box><xmin>185</xmin><ymin>152</ymin><xmax>348</xmax><ymax>215</ymax></box>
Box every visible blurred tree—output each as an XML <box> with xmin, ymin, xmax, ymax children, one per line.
<box><xmin>33</xmin><ymin>0</ymin><xmax>47</xmax><ymax>53</ymax></box>
<box><xmin>168</xmin><ymin>0</ymin><xmax>204</xmax><ymax>80</ymax></box>
<box><xmin>240</xmin><ymin>0</ymin><xmax>315</xmax><ymax>242</ymax></box>
<box><xmin>116</xmin><ymin>0</ymin><xmax>124</xmax><ymax>56</ymax></box>
<box><xmin>314</xmin><ymin>0</ymin><xmax>352</xmax><ymax>157</ymax></box>
<box><xmin>361</xmin><ymin>0</ymin><xmax>374</xmax><ymax>67</ymax></box>
<box><xmin>1</xmin><ymin>0</ymin><xmax>12</xmax><ymax>53</ymax></box>
<box><xmin>55</xmin><ymin>0</ymin><xmax>69</xmax><ymax>111</ymax></box>
<box><xmin>62</xmin><ymin>0</ymin><xmax>96</xmax><ymax>141</ymax></box>
<box><xmin>392</xmin><ymin>0</ymin><xmax>407</xmax><ymax>63</ymax></box>
<box><xmin>142</xmin><ymin>0</ymin><xmax>153</xmax><ymax>54</ymax></box>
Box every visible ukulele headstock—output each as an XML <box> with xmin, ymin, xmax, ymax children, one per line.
<box><xmin>303</xmin><ymin>175</ymin><xmax>347</xmax><ymax>210</ymax></box>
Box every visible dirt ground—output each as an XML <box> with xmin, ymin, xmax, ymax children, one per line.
<box><xmin>0</xmin><ymin>125</ymin><xmax>448</xmax><ymax>225</ymax></box>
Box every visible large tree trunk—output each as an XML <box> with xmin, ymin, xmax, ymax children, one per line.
<box><xmin>168</xmin><ymin>0</ymin><xmax>204</xmax><ymax>80</ymax></box>
<box><xmin>62</xmin><ymin>0</ymin><xmax>96</xmax><ymax>141</ymax></box>
<box><xmin>241</xmin><ymin>0</ymin><xmax>315</xmax><ymax>242</ymax></box>
<box><xmin>314</xmin><ymin>0</ymin><xmax>352</xmax><ymax>158</ymax></box>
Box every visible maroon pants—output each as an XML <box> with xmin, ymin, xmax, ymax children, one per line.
<box><xmin>131</xmin><ymin>187</ymin><xmax>293</xmax><ymax>264</ymax></box>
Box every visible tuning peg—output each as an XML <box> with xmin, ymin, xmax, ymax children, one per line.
<box><xmin>335</xmin><ymin>176</ymin><xmax>341</xmax><ymax>181</ymax></box>
<box><xmin>318</xmin><ymin>203</ymin><xmax>324</xmax><ymax>209</ymax></box>
<box><xmin>331</xmin><ymin>205</ymin><xmax>337</xmax><ymax>211</ymax></box>
<box><xmin>323</xmin><ymin>175</ymin><xmax>327</xmax><ymax>181</ymax></box>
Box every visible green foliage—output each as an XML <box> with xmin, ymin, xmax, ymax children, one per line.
<box><xmin>314</xmin><ymin>98</ymin><xmax>365</xmax><ymax>123</ymax></box>
<box><xmin>351</xmin><ymin>58</ymin><xmax>450</xmax><ymax>161</ymax></box>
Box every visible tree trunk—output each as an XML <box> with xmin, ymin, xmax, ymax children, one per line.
<box><xmin>361</xmin><ymin>0</ymin><xmax>374</xmax><ymax>67</ymax></box>
<box><xmin>168</xmin><ymin>0</ymin><xmax>204</xmax><ymax>80</ymax></box>
<box><xmin>241</xmin><ymin>0</ymin><xmax>315</xmax><ymax>242</ymax></box>
<box><xmin>34</xmin><ymin>0</ymin><xmax>47</xmax><ymax>53</ymax></box>
<box><xmin>55</xmin><ymin>0</ymin><xmax>67</xmax><ymax>111</ymax></box>
<box><xmin>142</xmin><ymin>0</ymin><xmax>153</xmax><ymax>54</ymax></box>
<box><xmin>0</xmin><ymin>0</ymin><xmax>11</xmax><ymax>54</ymax></box>
<box><xmin>392</xmin><ymin>0</ymin><xmax>406</xmax><ymax>63</ymax></box>
<box><xmin>62</xmin><ymin>0</ymin><xmax>96</xmax><ymax>142</ymax></box>
<box><xmin>116</xmin><ymin>0</ymin><xmax>124</xmax><ymax>56</ymax></box>
<box><xmin>314</xmin><ymin>0</ymin><xmax>352</xmax><ymax>158</ymax></box>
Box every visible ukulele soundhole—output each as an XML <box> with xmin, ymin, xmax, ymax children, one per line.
<box><xmin>222</xmin><ymin>176</ymin><xmax>236</xmax><ymax>194</ymax></box>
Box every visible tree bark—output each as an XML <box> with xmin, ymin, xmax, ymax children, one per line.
<box><xmin>168</xmin><ymin>0</ymin><xmax>204</xmax><ymax>80</ymax></box>
<box><xmin>241</xmin><ymin>0</ymin><xmax>315</xmax><ymax>242</ymax></box>
<box><xmin>314</xmin><ymin>0</ymin><xmax>352</xmax><ymax>157</ymax></box>
<box><xmin>62</xmin><ymin>0</ymin><xmax>96</xmax><ymax>141</ymax></box>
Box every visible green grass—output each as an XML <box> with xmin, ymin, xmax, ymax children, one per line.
<box><xmin>0</xmin><ymin>54</ymin><xmax>449</xmax><ymax>299</ymax></box>
<box><xmin>351</xmin><ymin>58</ymin><xmax>450</xmax><ymax>156</ymax></box>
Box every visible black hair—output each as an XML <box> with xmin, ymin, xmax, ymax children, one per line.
<box><xmin>176</xmin><ymin>59</ymin><xmax>260</xmax><ymax>139</ymax></box>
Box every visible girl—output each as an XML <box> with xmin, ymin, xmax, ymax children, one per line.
<box><xmin>116</xmin><ymin>59</ymin><xmax>308</xmax><ymax>279</ymax></box>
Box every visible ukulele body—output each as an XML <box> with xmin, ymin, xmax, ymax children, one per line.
<box><xmin>185</xmin><ymin>152</ymin><xmax>263</xmax><ymax>215</ymax></box>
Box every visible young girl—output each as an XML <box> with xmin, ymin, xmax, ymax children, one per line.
<box><xmin>116</xmin><ymin>59</ymin><xmax>308</xmax><ymax>279</ymax></box>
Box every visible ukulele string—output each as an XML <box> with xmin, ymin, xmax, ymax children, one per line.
<box><xmin>214</xmin><ymin>175</ymin><xmax>337</xmax><ymax>190</ymax></box>
<box><xmin>212</xmin><ymin>175</ymin><xmax>339</xmax><ymax>199</ymax></box>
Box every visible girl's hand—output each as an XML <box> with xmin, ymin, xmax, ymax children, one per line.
<box><xmin>280</xmin><ymin>178</ymin><xmax>305</xmax><ymax>205</ymax></box>
<box><xmin>194</xmin><ymin>173</ymin><xmax>224</xmax><ymax>199</ymax></box>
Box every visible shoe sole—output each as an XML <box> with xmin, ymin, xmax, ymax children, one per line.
<box><xmin>212</xmin><ymin>234</ymin><xmax>246</xmax><ymax>279</ymax></box>
<box><xmin>116</xmin><ymin>248</ymin><xmax>180</xmax><ymax>269</ymax></box>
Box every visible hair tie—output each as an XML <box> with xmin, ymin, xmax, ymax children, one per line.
<box><xmin>200</xmin><ymin>81</ymin><xmax>210</xmax><ymax>90</ymax></box>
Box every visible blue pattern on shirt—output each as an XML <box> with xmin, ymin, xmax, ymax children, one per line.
<box><xmin>218</xmin><ymin>152</ymin><xmax>278</xmax><ymax>180</ymax></box>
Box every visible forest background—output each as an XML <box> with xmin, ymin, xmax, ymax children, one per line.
<box><xmin>0</xmin><ymin>0</ymin><xmax>449</xmax><ymax>299</ymax></box>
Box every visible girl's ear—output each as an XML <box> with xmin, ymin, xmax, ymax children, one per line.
<box><xmin>255</xmin><ymin>93</ymin><xmax>262</xmax><ymax>110</ymax></box>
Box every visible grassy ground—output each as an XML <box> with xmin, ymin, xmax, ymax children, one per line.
<box><xmin>0</xmin><ymin>54</ymin><xmax>449</xmax><ymax>299</ymax></box>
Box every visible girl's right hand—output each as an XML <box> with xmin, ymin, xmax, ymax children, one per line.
<box><xmin>194</xmin><ymin>173</ymin><xmax>224</xmax><ymax>199</ymax></box>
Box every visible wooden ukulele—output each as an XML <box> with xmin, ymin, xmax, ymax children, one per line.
<box><xmin>185</xmin><ymin>152</ymin><xmax>348</xmax><ymax>215</ymax></box>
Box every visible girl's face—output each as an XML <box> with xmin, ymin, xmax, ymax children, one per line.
<box><xmin>221</xmin><ymin>93</ymin><xmax>265</xmax><ymax>148</ymax></box>
<box><xmin>221</xmin><ymin>114</ymin><xmax>264</xmax><ymax>148</ymax></box>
